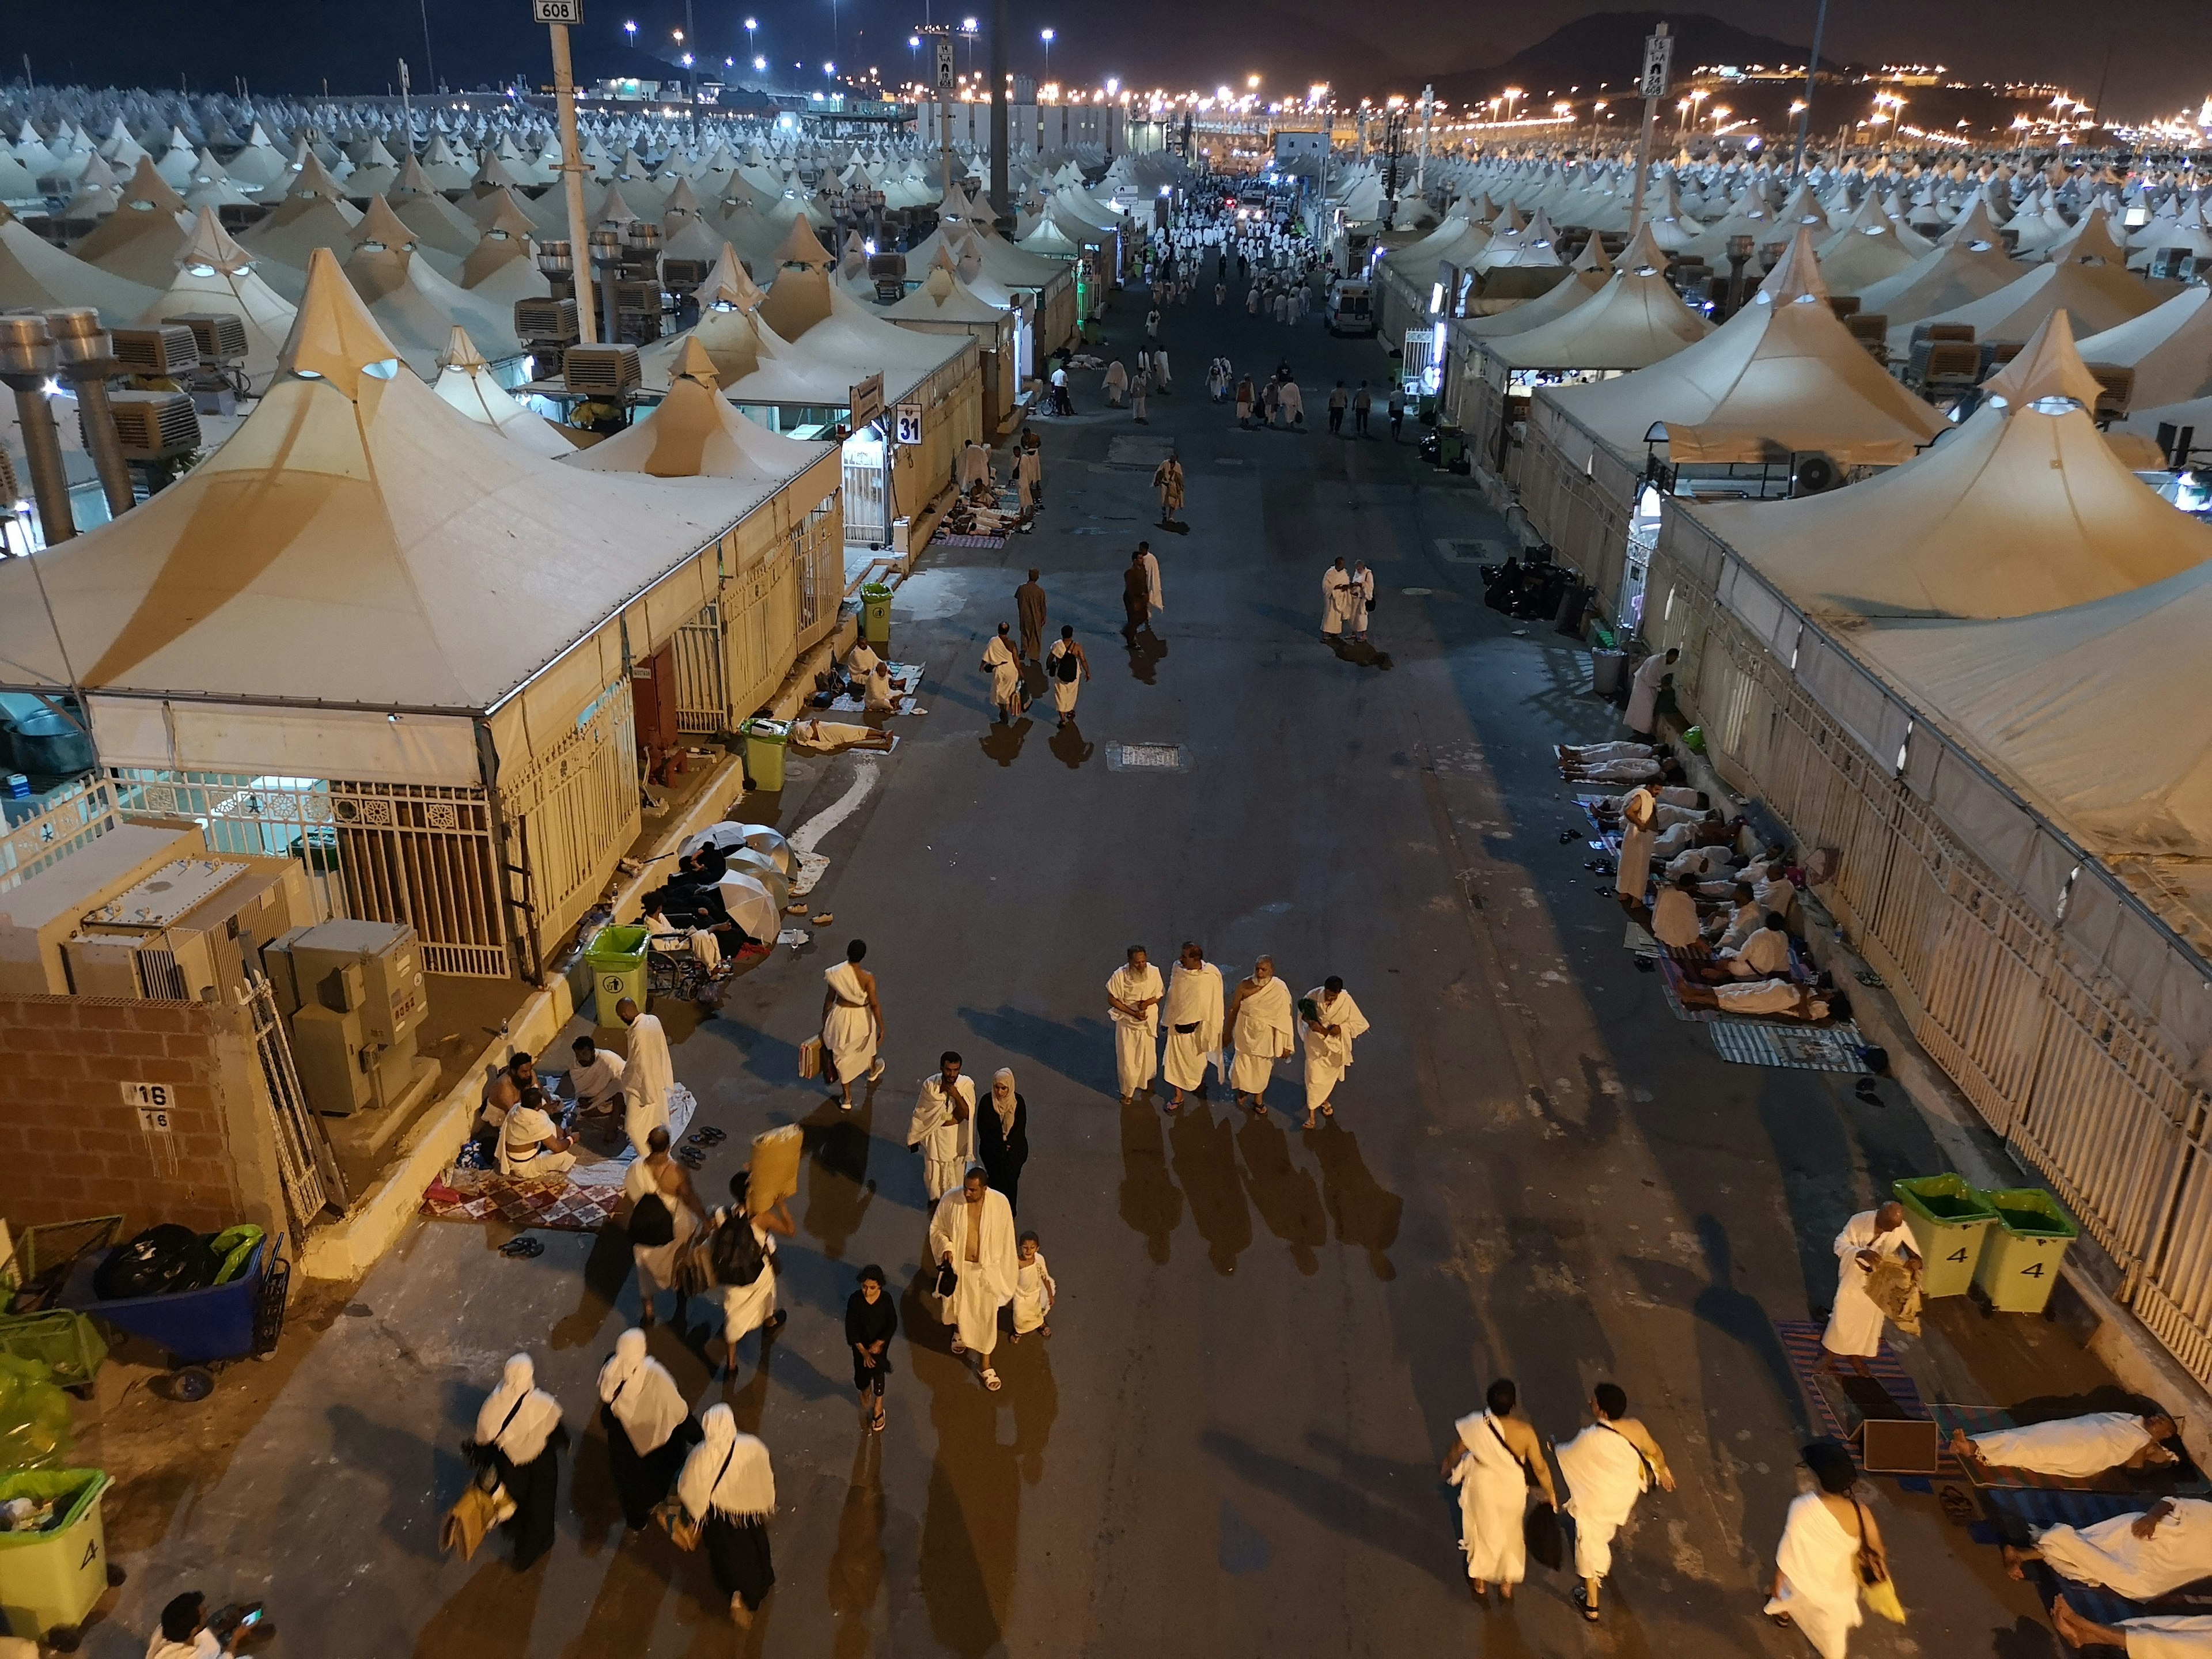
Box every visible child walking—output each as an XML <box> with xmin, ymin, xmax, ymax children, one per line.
<box><xmin>1010</xmin><ymin>1230</ymin><xmax>1057</xmax><ymax>1342</ymax></box>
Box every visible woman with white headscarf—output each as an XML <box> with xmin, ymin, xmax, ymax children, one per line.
<box><xmin>473</xmin><ymin>1353</ymin><xmax>567</xmax><ymax>1569</ymax></box>
<box><xmin>975</xmin><ymin>1067</ymin><xmax>1029</xmax><ymax>1214</ymax></box>
<box><xmin>596</xmin><ymin>1328</ymin><xmax>700</xmax><ymax>1531</ymax></box>
<box><xmin>679</xmin><ymin>1403</ymin><xmax>777</xmax><ymax>1628</ymax></box>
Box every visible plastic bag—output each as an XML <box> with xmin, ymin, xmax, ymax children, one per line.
<box><xmin>0</xmin><ymin>1354</ymin><xmax>73</xmax><ymax>1468</ymax></box>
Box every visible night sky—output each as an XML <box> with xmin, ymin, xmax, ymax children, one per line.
<box><xmin>12</xmin><ymin>0</ymin><xmax>2207</xmax><ymax>123</ymax></box>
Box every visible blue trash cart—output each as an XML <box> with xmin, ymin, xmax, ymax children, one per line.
<box><xmin>58</xmin><ymin>1237</ymin><xmax>287</xmax><ymax>1402</ymax></box>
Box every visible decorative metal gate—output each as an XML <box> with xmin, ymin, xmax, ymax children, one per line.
<box><xmin>240</xmin><ymin>967</ymin><xmax>347</xmax><ymax>1233</ymax></box>
<box><xmin>672</xmin><ymin>602</ymin><xmax>729</xmax><ymax>735</ymax></box>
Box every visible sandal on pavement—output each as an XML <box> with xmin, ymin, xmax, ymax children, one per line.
<box><xmin>1573</xmin><ymin>1585</ymin><xmax>1600</xmax><ymax>1623</ymax></box>
<box><xmin>982</xmin><ymin>1369</ymin><xmax>1002</xmax><ymax>1392</ymax></box>
<box><xmin>950</xmin><ymin>1336</ymin><xmax>965</xmax><ymax>1355</ymax></box>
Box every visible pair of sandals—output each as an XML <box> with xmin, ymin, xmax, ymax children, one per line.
<box><xmin>946</xmin><ymin>1335</ymin><xmax>1004</xmax><ymax>1391</ymax></box>
<box><xmin>1300</xmin><ymin>1106</ymin><xmax>1335</xmax><ymax>1130</ymax></box>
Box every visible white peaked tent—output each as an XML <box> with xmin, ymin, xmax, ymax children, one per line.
<box><xmin>343</xmin><ymin>195</ymin><xmax>525</xmax><ymax>378</ymax></box>
<box><xmin>136</xmin><ymin>209</ymin><xmax>298</xmax><ymax>391</ymax></box>
<box><xmin>457</xmin><ymin>194</ymin><xmax>548</xmax><ymax>302</ymax></box>
<box><xmin>1849</xmin><ymin>558</ymin><xmax>2212</xmax><ymax>858</ymax></box>
<box><xmin>1889</xmin><ymin>211</ymin><xmax>2153</xmax><ymax>352</ymax></box>
<box><xmin>0</xmin><ymin>205</ymin><xmax>161</xmax><ymax>323</ymax></box>
<box><xmin>433</xmin><ymin>327</ymin><xmax>578</xmax><ymax>458</ymax></box>
<box><xmin>1480</xmin><ymin>226</ymin><xmax>1710</xmax><ymax>369</ymax></box>
<box><xmin>1850</xmin><ymin>200</ymin><xmax>2020</xmax><ymax>324</ymax></box>
<box><xmin>1545</xmin><ymin>227</ymin><xmax>1945</xmax><ymax>465</ymax></box>
<box><xmin>566</xmin><ymin>336</ymin><xmax>832</xmax><ymax>483</ymax></box>
<box><xmin>1464</xmin><ymin>232</ymin><xmax>1610</xmax><ymax>339</ymax></box>
<box><xmin>1813</xmin><ymin>190</ymin><xmax>1923</xmax><ymax>295</ymax></box>
<box><xmin>0</xmin><ymin>249</ymin><xmax>786</xmax><ymax>977</ymax></box>
<box><xmin>1676</xmin><ymin>313</ymin><xmax>2212</xmax><ymax>623</ymax></box>
<box><xmin>74</xmin><ymin>157</ymin><xmax>194</xmax><ymax>289</ymax></box>
<box><xmin>2077</xmin><ymin>287</ymin><xmax>2212</xmax><ymax>410</ymax></box>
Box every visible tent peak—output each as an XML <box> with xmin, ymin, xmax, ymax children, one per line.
<box><xmin>279</xmin><ymin>247</ymin><xmax>407</xmax><ymax>397</ymax></box>
<box><xmin>1985</xmin><ymin>309</ymin><xmax>2105</xmax><ymax>409</ymax></box>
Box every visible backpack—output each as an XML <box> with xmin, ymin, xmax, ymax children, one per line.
<box><xmin>1054</xmin><ymin>646</ymin><xmax>1080</xmax><ymax>683</ymax></box>
<box><xmin>628</xmin><ymin>1193</ymin><xmax>676</xmax><ymax>1248</ymax></box>
<box><xmin>709</xmin><ymin>1216</ymin><xmax>767</xmax><ymax>1287</ymax></box>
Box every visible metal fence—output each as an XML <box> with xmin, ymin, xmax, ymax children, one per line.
<box><xmin>0</xmin><ymin>774</ymin><xmax>122</xmax><ymax>894</ymax></box>
<box><xmin>1650</xmin><ymin>543</ymin><xmax>2212</xmax><ymax>1388</ymax></box>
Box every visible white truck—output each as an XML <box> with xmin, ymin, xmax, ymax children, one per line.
<box><xmin>1326</xmin><ymin>280</ymin><xmax>1376</xmax><ymax>338</ymax></box>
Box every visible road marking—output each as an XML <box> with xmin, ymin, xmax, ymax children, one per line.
<box><xmin>1105</xmin><ymin>742</ymin><xmax>1189</xmax><ymax>772</ymax></box>
<box><xmin>789</xmin><ymin>763</ymin><xmax>878</xmax><ymax>853</ymax></box>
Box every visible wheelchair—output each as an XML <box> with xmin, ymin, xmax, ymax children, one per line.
<box><xmin>646</xmin><ymin>937</ymin><xmax>710</xmax><ymax>1002</ymax></box>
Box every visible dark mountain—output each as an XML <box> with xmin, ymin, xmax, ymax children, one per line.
<box><xmin>1433</xmin><ymin>11</ymin><xmax>1862</xmax><ymax>107</ymax></box>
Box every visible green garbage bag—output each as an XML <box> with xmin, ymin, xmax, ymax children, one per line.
<box><xmin>1683</xmin><ymin>724</ymin><xmax>1707</xmax><ymax>754</ymax></box>
<box><xmin>0</xmin><ymin>1354</ymin><xmax>73</xmax><ymax>1467</ymax></box>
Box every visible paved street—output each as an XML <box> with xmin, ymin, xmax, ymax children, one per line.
<box><xmin>77</xmin><ymin>270</ymin><xmax>2100</xmax><ymax>1659</ymax></box>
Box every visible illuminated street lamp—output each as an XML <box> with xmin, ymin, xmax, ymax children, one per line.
<box><xmin>1041</xmin><ymin>27</ymin><xmax>1054</xmax><ymax>81</ymax></box>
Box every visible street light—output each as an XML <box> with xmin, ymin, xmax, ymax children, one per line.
<box><xmin>1041</xmin><ymin>27</ymin><xmax>1054</xmax><ymax>81</ymax></box>
<box><xmin>755</xmin><ymin>55</ymin><xmax>767</xmax><ymax>71</ymax></box>
<box><xmin>745</xmin><ymin>16</ymin><xmax>757</xmax><ymax>57</ymax></box>
<box><xmin>623</xmin><ymin>18</ymin><xmax>637</xmax><ymax>46</ymax></box>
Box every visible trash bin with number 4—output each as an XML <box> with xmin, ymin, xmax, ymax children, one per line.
<box><xmin>1891</xmin><ymin>1175</ymin><xmax>1999</xmax><ymax>1298</ymax></box>
<box><xmin>1972</xmin><ymin>1187</ymin><xmax>2080</xmax><ymax>1314</ymax></box>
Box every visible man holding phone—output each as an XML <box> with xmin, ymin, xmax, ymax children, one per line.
<box><xmin>147</xmin><ymin>1590</ymin><xmax>262</xmax><ymax>1658</ymax></box>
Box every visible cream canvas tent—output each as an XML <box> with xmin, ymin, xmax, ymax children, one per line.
<box><xmin>0</xmin><ymin>251</ymin><xmax>832</xmax><ymax>980</ymax></box>
<box><xmin>1667</xmin><ymin>314</ymin><xmax>2212</xmax><ymax>624</ymax></box>
<box><xmin>1463</xmin><ymin>232</ymin><xmax>1609</xmax><ymax>339</ymax></box>
<box><xmin>567</xmin><ymin>336</ymin><xmax>836</xmax><ymax>486</ymax></box>
<box><xmin>0</xmin><ymin>206</ymin><xmax>160</xmax><ymax>323</ymax></box>
<box><xmin>73</xmin><ymin>157</ymin><xmax>194</xmax><ymax>289</ymax></box>
<box><xmin>135</xmin><ymin>209</ymin><xmax>298</xmax><ymax>392</ymax></box>
<box><xmin>433</xmin><ymin>327</ymin><xmax>578</xmax><ymax>458</ymax></box>
<box><xmin>1849</xmin><ymin>200</ymin><xmax>2020</xmax><ymax>324</ymax></box>
<box><xmin>1885</xmin><ymin>213</ymin><xmax>2154</xmax><ymax>354</ymax></box>
<box><xmin>1849</xmin><ymin>558</ymin><xmax>2212</xmax><ymax>857</ymax></box>
<box><xmin>342</xmin><ymin>195</ymin><xmax>525</xmax><ymax>378</ymax></box>
<box><xmin>1520</xmin><ymin>227</ymin><xmax>1944</xmax><ymax>621</ymax></box>
<box><xmin>2077</xmin><ymin>287</ymin><xmax>2212</xmax><ymax>410</ymax></box>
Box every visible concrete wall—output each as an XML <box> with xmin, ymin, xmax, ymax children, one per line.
<box><xmin>0</xmin><ymin>993</ymin><xmax>287</xmax><ymax>1238</ymax></box>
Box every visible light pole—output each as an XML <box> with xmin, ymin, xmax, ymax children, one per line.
<box><xmin>830</xmin><ymin>0</ymin><xmax>840</xmax><ymax>65</ymax></box>
<box><xmin>674</xmin><ymin>29</ymin><xmax>691</xmax><ymax>99</ymax></box>
<box><xmin>1040</xmin><ymin>27</ymin><xmax>1054</xmax><ymax>82</ymax></box>
<box><xmin>745</xmin><ymin>16</ymin><xmax>757</xmax><ymax>65</ymax></box>
<box><xmin>961</xmin><ymin>17</ymin><xmax>977</xmax><ymax>77</ymax></box>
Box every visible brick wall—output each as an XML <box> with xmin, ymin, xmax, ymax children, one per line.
<box><xmin>0</xmin><ymin>995</ymin><xmax>285</xmax><ymax>1240</ymax></box>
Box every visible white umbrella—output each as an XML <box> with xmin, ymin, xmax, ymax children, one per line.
<box><xmin>724</xmin><ymin>846</ymin><xmax>790</xmax><ymax>911</ymax></box>
<box><xmin>681</xmin><ymin>820</ymin><xmax>795</xmax><ymax>876</ymax></box>
<box><xmin>714</xmin><ymin>870</ymin><xmax>780</xmax><ymax>944</ymax></box>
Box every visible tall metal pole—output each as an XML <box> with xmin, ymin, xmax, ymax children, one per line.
<box><xmin>549</xmin><ymin>21</ymin><xmax>600</xmax><ymax>343</ymax></box>
<box><xmin>988</xmin><ymin>0</ymin><xmax>1010</xmax><ymax>230</ymax></box>
<box><xmin>399</xmin><ymin>59</ymin><xmax>413</xmax><ymax>153</ymax></box>
<box><xmin>1789</xmin><ymin>0</ymin><xmax>1828</xmax><ymax>185</ymax></box>
<box><xmin>1625</xmin><ymin>22</ymin><xmax>1669</xmax><ymax>245</ymax></box>
<box><xmin>1415</xmin><ymin>84</ymin><xmax>1433</xmax><ymax>195</ymax></box>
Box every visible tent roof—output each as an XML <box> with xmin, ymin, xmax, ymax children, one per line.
<box><xmin>1478</xmin><ymin>226</ymin><xmax>1702</xmax><ymax>362</ymax></box>
<box><xmin>0</xmin><ymin>251</ymin><xmax>768</xmax><ymax>714</ymax></box>
<box><xmin>433</xmin><ymin>327</ymin><xmax>578</xmax><ymax>459</ymax></box>
<box><xmin>1545</xmin><ymin>227</ymin><xmax>1944</xmax><ymax>464</ymax></box>
<box><xmin>1849</xmin><ymin>556</ymin><xmax>2212</xmax><ymax>857</ymax></box>
<box><xmin>566</xmin><ymin>338</ymin><xmax>832</xmax><ymax>482</ymax></box>
<box><xmin>0</xmin><ymin>210</ymin><xmax>160</xmax><ymax>323</ymax></box>
<box><xmin>2077</xmin><ymin>286</ymin><xmax>2212</xmax><ymax>409</ymax></box>
<box><xmin>882</xmin><ymin>262</ymin><xmax>1006</xmax><ymax>325</ymax></box>
<box><xmin>1887</xmin><ymin>241</ymin><xmax>2156</xmax><ymax>351</ymax></box>
<box><xmin>1690</xmin><ymin>312</ymin><xmax>2212</xmax><ymax>623</ymax></box>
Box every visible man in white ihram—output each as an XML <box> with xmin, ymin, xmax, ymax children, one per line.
<box><xmin>616</xmin><ymin>997</ymin><xmax>673</xmax><ymax>1157</ymax></box>
<box><xmin>1625</xmin><ymin>646</ymin><xmax>1679</xmax><ymax>740</ymax></box>
<box><xmin>1297</xmin><ymin>975</ymin><xmax>1369</xmax><ymax>1129</ymax></box>
<box><xmin>1226</xmin><ymin>956</ymin><xmax>1296</xmax><ymax>1115</ymax></box>
<box><xmin>1952</xmin><ymin>1408</ymin><xmax>2179</xmax><ymax>1482</ymax></box>
<box><xmin>907</xmin><ymin>1051</ymin><xmax>976</xmax><ymax>1202</ymax></box>
<box><xmin>1107</xmin><ymin>945</ymin><xmax>1165</xmax><ymax>1106</ymax></box>
<box><xmin>1160</xmin><ymin>941</ymin><xmax>1224</xmax><ymax>1111</ymax></box>
<box><xmin>929</xmin><ymin>1165</ymin><xmax>1018</xmax><ymax>1393</ymax></box>
<box><xmin>1819</xmin><ymin>1200</ymin><xmax>1920</xmax><ymax>1376</ymax></box>
<box><xmin>1554</xmin><ymin>1382</ymin><xmax>1675</xmax><ymax>1624</ymax></box>
<box><xmin>2006</xmin><ymin>1497</ymin><xmax>2212</xmax><ymax>1602</ymax></box>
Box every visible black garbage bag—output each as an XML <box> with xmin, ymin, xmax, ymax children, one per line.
<box><xmin>94</xmin><ymin>1225</ymin><xmax>208</xmax><ymax>1300</ymax></box>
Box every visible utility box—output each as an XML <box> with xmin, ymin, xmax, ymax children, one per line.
<box><xmin>262</xmin><ymin>919</ymin><xmax>433</xmax><ymax>1117</ymax></box>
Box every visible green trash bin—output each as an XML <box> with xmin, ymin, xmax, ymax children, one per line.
<box><xmin>860</xmin><ymin>582</ymin><xmax>893</xmax><ymax>646</ymax></box>
<box><xmin>1973</xmin><ymin>1187</ymin><xmax>2081</xmax><ymax>1313</ymax></box>
<box><xmin>1892</xmin><ymin>1175</ymin><xmax>2001</xmax><ymax>1298</ymax></box>
<box><xmin>584</xmin><ymin>924</ymin><xmax>650</xmax><ymax>1027</ymax></box>
<box><xmin>0</xmin><ymin>1468</ymin><xmax>111</xmax><ymax>1648</ymax></box>
<box><xmin>740</xmin><ymin>717</ymin><xmax>790</xmax><ymax>793</ymax></box>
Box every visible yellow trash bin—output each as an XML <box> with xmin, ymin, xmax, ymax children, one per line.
<box><xmin>1973</xmin><ymin>1188</ymin><xmax>2080</xmax><ymax>1314</ymax></box>
<box><xmin>1892</xmin><ymin>1175</ymin><xmax>2000</xmax><ymax>1298</ymax></box>
<box><xmin>0</xmin><ymin>1468</ymin><xmax>111</xmax><ymax>1648</ymax></box>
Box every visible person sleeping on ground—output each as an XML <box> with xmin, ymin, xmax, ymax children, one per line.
<box><xmin>1953</xmin><ymin>1412</ymin><xmax>2180</xmax><ymax>1481</ymax></box>
<box><xmin>2005</xmin><ymin>1498</ymin><xmax>2212</xmax><ymax>1598</ymax></box>
<box><xmin>1558</xmin><ymin>741</ymin><xmax>1657</xmax><ymax>766</ymax></box>
<box><xmin>1566</xmin><ymin>755</ymin><xmax>1688</xmax><ymax>786</ymax></box>
<box><xmin>1675</xmin><ymin>976</ymin><xmax>1834</xmax><ymax>1021</ymax></box>
<box><xmin>2054</xmin><ymin>1593</ymin><xmax>2212</xmax><ymax>1656</ymax></box>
